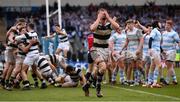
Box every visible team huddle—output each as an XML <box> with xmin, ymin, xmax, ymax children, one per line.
<box><xmin>0</xmin><ymin>8</ymin><xmax>179</xmax><ymax>98</ymax></box>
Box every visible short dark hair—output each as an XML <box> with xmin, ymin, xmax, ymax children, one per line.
<box><xmin>54</xmin><ymin>24</ymin><xmax>60</xmax><ymax>27</ymax></box>
<box><xmin>146</xmin><ymin>23</ymin><xmax>152</xmax><ymax>28</ymax></box>
<box><xmin>152</xmin><ymin>20</ymin><xmax>160</xmax><ymax>29</ymax></box>
<box><xmin>65</xmin><ymin>65</ymin><xmax>74</xmax><ymax>73</ymax></box>
<box><xmin>27</xmin><ymin>23</ymin><xmax>34</xmax><ymax>29</ymax></box>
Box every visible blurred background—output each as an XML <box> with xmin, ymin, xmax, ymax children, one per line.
<box><xmin>0</xmin><ymin>0</ymin><xmax>180</xmax><ymax>67</ymax></box>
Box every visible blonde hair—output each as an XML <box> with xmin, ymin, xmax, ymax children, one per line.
<box><xmin>126</xmin><ymin>19</ymin><xmax>134</xmax><ymax>25</ymax></box>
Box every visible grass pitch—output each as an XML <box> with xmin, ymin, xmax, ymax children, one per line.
<box><xmin>0</xmin><ymin>68</ymin><xmax>180</xmax><ymax>101</ymax></box>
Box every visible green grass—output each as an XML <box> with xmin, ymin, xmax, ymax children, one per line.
<box><xmin>0</xmin><ymin>68</ymin><xmax>180</xmax><ymax>101</ymax></box>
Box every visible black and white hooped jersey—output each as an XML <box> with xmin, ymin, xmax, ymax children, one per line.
<box><xmin>45</xmin><ymin>54</ymin><xmax>58</xmax><ymax>65</ymax></box>
<box><xmin>45</xmin><ymin>54</ymin><xmax>65</xmax><ymax>67</ymax></box>
<box><xmin>67</xmin><ymin>67</ymin><xmax>82</xmax><ymax>82</ymax></box>
<box><xmin>16</xmin><ymin>37</ymin><xmax>28</xmax><ymax>57</ymax></box>
<box><xmin>93</xmin><ymin>22</ymin><xmax>113</xmax><ymax>48</ymax></box>
<box><xmin>36</xmin><ymin>56</ymin><xmax>52</xmax><ymax>74</ymax></box>
<box><xmin>25</xmin><ymin>31</ymin><xmax>39</xmax><ymax>56</ymax></box>
<box><xmin>57</xmin><ymin>29</ymin><xmax>69</xmax><ymax>43</ymax></box>
<box><xmin>36</xmin><ymin>56</ymin><xmax>58</xmax><ymax>79</ymax></box>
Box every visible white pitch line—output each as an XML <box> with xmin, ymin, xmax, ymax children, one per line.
<box><xmin>108</xmin><ymin>85</ymin><xmax>180</xmax><ymax>101</ymax></box>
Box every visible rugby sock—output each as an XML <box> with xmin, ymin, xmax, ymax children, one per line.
<box><xmin>139</xmin><ymin>68</ymin><xmax>145</xmax><ymax>80</ymax></box>
<box><xmin>40</xmin><ymin>79</ymin><xmax>46</xmax><ymax>84</ymax></box>
<box><xmin>137</xmin><ymin>69</ymin><xmax>141</xmax><ymax>82</ymax></box>
<box><xmin>89</xmin><ymin>73</ymin><xmax>97</xmax><ymax>87</ymax></box>
<box><xmin>1</xmin><ymin>78</ymin><xmax>5</xmax><ymax>86</ymax></box>
<box><xmin>153</xmin><ymin>67</ymin><xmax>159</xmax><ymax>84</ymax></box>
<box><xmin>148</xmin><ymin>72</ymin><xmax>153</xmax><ymax>85</ymax></box>
<box><xmin>90</xmin><ymin>74</ymin><xmax>96</xmax><ymax>83</ymax></box>
<box><xmin>96</xmin><ymin>72</ymin><xmax>103</xmax><ymax>92</ymax></box>
<box><xmin>32</xmin><ymin>73</ymin><xmax>38</xmax><ymax>84</ymax></box>
<box><xmin>91</xmin><ymin>73</ymin><xmax>96</xmax><ymax>80</ymax></box>
<box><xmin>22</xmin><ymin>80</ymin><xmax>30</xmax><ymax>87</ymax></box>
<box><xmin>9</xmin><ymin>76</ymin><xmax>16</xmax><ymax>86</ymax></box>
<box><xmin>85</xmin><ymin>72</ymin><xmax>91</xmax><ymax>82</ymax></box>
<box><xmin>5</xmin><ymin>80</ymin><xmax>9</xmax><ymax>86</ymax></box>
<box><xmin>112</xmin><ymin>69</ymin><xmax>118</xmax><ymax>82</ymax></box>
<box><xmin>119</xmin><ymin>69</ymin><xmax>125</xmax><ymax>83</ymax></box>
<box><xmin>133</xmin><ymin>69</ymin><xmax>139</xmax><ymax>83</ymax></box>
<box><xmin>171</xmin><ymin>68</ymin><xmax>177</xmax><ymax>82</ymax></box>
<box><xmin>165</xmin><ymin>67</ymin><xmax>171</xmax><ymax>84</ymax></box>
<box><xmin>166</xmin><ymin>76</ymin><xmax>170</xmax><ymax>84</ymax></box>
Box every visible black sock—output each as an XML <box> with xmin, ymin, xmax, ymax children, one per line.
<box><xmin>1</xmin><ymin>78</ymin><xmax>5</xmax><ymax>86</ymax></box>
<box><xmin>9</xmin><ymin>76</ymin><xmax>16</xmax><ymax>86</ymax></box>
<box><xmin>5</xmin><ymin>80</ymin><xmax>9</xmax><ymax>86</ymax></box>
<box><xmin>96</xmin><ymin>72</ymin><xmax>103</xmax><ymax>92</ymax></box>
<box><xmin>40</xmin><ymin>79</ymin><xmax>46</xmax><ymax>84</ymax></box>
<box><xmin>22</xmin><ymin>80</ymin><xmax>30</xmax><ymax>86</ymax></box>
<box><xmin>85</xmin><ymin>72</ymin><xmax>91</xmax><ymax>81</ymax></box>
<box><xmin>139</xmin><ymin>68</ymin><xmax>145</xmax><ymax>80</ymax></box>
<box><xmin>91</xmin><ymin>74</ymin><xmax>97</xmax><ymax>83</ymax></box>
<box><xmin>32</xmin><ymin>74</ymin><xmax>38</xmax><ymax>83</ymax></box>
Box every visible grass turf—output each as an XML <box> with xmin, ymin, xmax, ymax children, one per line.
<box><xmin>0</xmin><ymin>68</ymin><xmax>180</xmax><ymax>101</ymax></box>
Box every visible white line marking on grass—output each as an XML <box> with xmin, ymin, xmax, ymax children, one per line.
<box><xmin>107</xmin><ymin>85</ymin><xmax>180</xmax><ymax>101</ymax></box>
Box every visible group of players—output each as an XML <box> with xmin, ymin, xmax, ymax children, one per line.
<box><xmin>0</xmin><ymin>18</ymin><xmax>86</xmax><ymax>91</ymax></box>
<box><xmin>82</xmin><ymin>8</ymin><xmax>179</xmax><ymax>97</ymax></box>
<box><xmin>0</xmin><ymin>8</ymin><xmax>179</xmax><ymax>98</ymax></box>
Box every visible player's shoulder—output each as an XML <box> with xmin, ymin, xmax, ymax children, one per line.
<box><xmin>135</xmin><ymin>28</ymin><xmax>142</xmax><ymax>32</ymax></box>
<box><xmin>171</xmin><ymin>30</ymin><xmax>178</xmax><ymax>35</ymax></box>
<box><xmin>143</xmin><ymin>34</ymin><xmax>147</xmax><ymax>37</ymax></box>
<box><xmin>152</xmin><ymin>28</ymin><xmax>158</xmax><ymax>32</ymax></box>
<box><xmin>111</xmin><ymin>32</ymin><xmax>118</xmax><ymax>37</ymax></box>
<box><xmin>152</xmin><ymin>28</ymin><xmax>161</xmax><ymax>35</ymax></box>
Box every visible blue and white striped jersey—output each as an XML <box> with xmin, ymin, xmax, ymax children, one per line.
<box><xmin>149</xmin><ymin>28</ymin><xmax>161</xmax><ymax>51</ymax></box>
<box><xmin>126</xmin><ymin>27</ymin><xmax>143</xmax><ymax>52</ymax></box>
<box><xmin>143</xmin><ymin>34</ymin><xmax>150</xmax><ymax>54</ymax></box>
<box><xmin>162</xmin><ymin>29</ymin><xmax>180</xmax><ymax>51</ymax></box>
<box><xmin>109</xmin><ymin>32</ymin><xmax>126</xmax><ymax>51</ymax></box>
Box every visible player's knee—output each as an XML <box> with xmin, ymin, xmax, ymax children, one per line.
<box><xmin>98</xmin><ymin>64</ymin><xmax>106</xmax><ymax>74</ymax></box>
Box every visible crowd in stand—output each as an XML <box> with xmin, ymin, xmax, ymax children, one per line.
<box><xmin>0</xmin><ymin>1</ymin><xmax>180</xmax><ymax>62</ymax></box>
